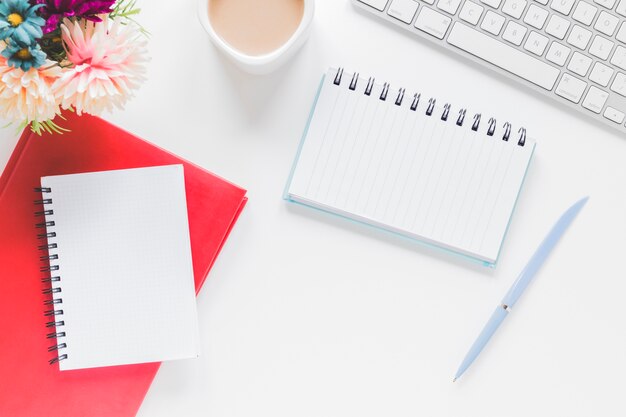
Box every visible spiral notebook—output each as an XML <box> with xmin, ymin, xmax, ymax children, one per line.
<box><xmin>38</xmin><ymin>165</ymin><xmax>200</xmax><ymax>371</ymax></box>
<box><xmin>285</xmin><ymin>68</ymin><xmax>536</xmax><ymax>266</ymax></box>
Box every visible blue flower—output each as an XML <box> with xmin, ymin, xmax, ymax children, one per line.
<box><xmin>1</xmin><ymin>40</ymin><xmax>47</xmax><ymax>71</ymax></box>
<box><xmin>0</xmin><ymin>0</ymin><xmax>45</xmax><ymax>45</ymax></box>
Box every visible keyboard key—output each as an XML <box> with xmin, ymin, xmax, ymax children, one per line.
<box><xmin>604</xmin><ymin>106</ymin><xmax>625</xmax><ymax>123</ymax></box>
<box><xmin>617</xmin><ymin>23</ymin><xmax>626</xmax><ymax>43</ymax></box>
<box><xmin>459</xmin><ymin>1</ymin><xmax>484</xmax><ymax>25</ymax></box>
<box><xmin>437</xmin><ymin>0</ymin><xmax>463</xmax><ymax>14</ymax></box>
<box><xmin>545</xmin><ymin>15</ymin><xmax>570</xmax><ymax>39</ymax></box>
<box><xmin>447</xmin><ymin>22</ymin><xmax>560</xmax><ymax>90</ymax></box>
<box><xmin>546</xmin><ymin>41</ymin><xmax>571</xmax><ymax>65</ymax></box>
<box><xmin>611</xmin><ymin>45</ymin><xmax>626</xmax><ymax>70</ymax></box>
<box><xmin>481</xmin><ymin>0</ymin><xmax>502</xmax><ymax>7</ymax></box>
<box><xmin>567</xmin><ymin>52</ymin><xmax>593</xmax><ymax>76</ymax></box>
<box><xmin>524</xmin><ymin>31</ymin><xmax>549</xmax><ymax>55</ymax></box>
<box><xmin>358</xmin><ymin>0</ymin><xmax>389</xmax><ymax>11</ymax></box>
<box><xmin>567</xmin><ymin>25</ymin><xmax>592</xmax><ymax>49</ymax></box>
<box><xmin>481</xmin><ymin>10</ymin><xmax>506</xmax><ymax>35</ymax></box>
<box><xmin>610</xmin><ymin>72</ymin><xmax>626</xmax><ymax>96</ymax></box>
<box><xmin>503</xmin><ymin>21</ymin><xmax>528</xmax><ymax>45</ymax></box>
<box><xmin>589</xmin><ymin>62</ymin><xmax>615</xmax><ymax>86</ymax></box>
<box><xmin>388</xmin><ymin>0</ymin><xmax>419</xmax><ymax>23</ymax></box>
<box><xmin>503</xmin><ymin>0</ymin><xmax>528</xmax><ymax>18</ymax></box>
<box><xmin>594</xmin><ymin>0</ymin><xmax>616</xmax><ymax>8</ymax></box>
<box><xmin>582</xmin><ymin>86</ymin><xmax>609</xmax><ymax>113</ymax></box>
<box><xmin>415</xmin><ymin>7</ymin><xmax>452</xmax><ymax>39</ymax></box>
<box><xmin>357</xmin><ymin>0</ymin><xmax>626</xmax><ymax>133</ymax></box>
<box><xmin>589</xmin><ymin>36</ymin><xmax>614</xmax><ymax>60</ymax></box>
<box><xmin>572</xmin><ymin>2</ymin><xmax>597</xmax><ymax>25</ymax></box>
<box><xmin>594</xmin><ymin>11</ymin><xmax>619</xmax><ymax>36</ymax></box>
<box><xmin>555</xmin><ymin>73</ymin><xmax>587</xmax><ymax>103</ymax></box>
<box><xmin>524</xmin><ymin>4</ymin><xmax>549</xmax><ymax>29</ymax></box>
<box><xmin>550</xmin><ymin>0</ymin><xmax>576</xmax><ymax>15</ymax></box>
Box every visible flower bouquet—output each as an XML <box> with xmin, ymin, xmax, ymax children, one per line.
<box><xmin>0</xmin><ymin>0</ymin><xmax>148</xmax><ymax>135</ymax></box>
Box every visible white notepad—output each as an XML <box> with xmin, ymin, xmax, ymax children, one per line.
<box><xmin>40</xmin><ymin>165</ymin><xmax>199</xmax><ymax>370</ymax></box>
<box><xmin>285</xmin><ymin>68</ymin><xmax>536</xmax><ymax>266</ymax></box>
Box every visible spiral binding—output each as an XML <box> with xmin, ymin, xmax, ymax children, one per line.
<box><xmin>34</xmin><ymin>187</ymin><xmax>67</xmax><ymax>366</ymax></box>
<box><xmin>332</xmin><ymin>68</ymin><xmax>527</xmax><ymax>146</ymax></box>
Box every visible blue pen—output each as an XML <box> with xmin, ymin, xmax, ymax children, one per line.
<box><xmin>453</xmin><ymin>197</ymin><xmax>589</xmax><ymax>382</ymax></box>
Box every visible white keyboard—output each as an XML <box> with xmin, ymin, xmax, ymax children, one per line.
<box><xmin>353</xmin><ymin>0</ymin><xmax>626</xmax><ymax>133</ymax></box>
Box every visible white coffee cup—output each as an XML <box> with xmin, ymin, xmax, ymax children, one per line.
<box><xmin>198</xmin><ymin>0</ymin><xmax>315</xmax><ymax>74</ymax></box>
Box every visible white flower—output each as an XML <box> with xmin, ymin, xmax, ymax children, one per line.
<box><xmin>52</xmin><ymin>17</ymin><xmax>148</xmax><ymax>115</ymax></box>
<box><xmin>0</xmin><ymin>53</ymin><xmax>61</xmax><ymax>123</ymax></box>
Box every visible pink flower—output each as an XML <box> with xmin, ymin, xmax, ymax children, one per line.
<box><xmin>52</xmin><ymin>17</ymin><xmax>147</xmax><ymax>115</ymax></box>
<box><xmin>0</xmin><ymin>53</ymin><xmax>62</xmax><ymax>123</ymax></box>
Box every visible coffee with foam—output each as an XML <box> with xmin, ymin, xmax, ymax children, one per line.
<box><xmin>208</xmin><ymin>0</ymin><xmax>305</xmax><ymax>56</ymax></box>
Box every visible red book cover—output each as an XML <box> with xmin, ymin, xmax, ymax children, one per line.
<box><xmin>0</xmin><ymin>113</ymin><xmax>247</xmax><ymax>417</ymax></box>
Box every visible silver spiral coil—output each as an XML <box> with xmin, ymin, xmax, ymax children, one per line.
<box><xmin>332</xmin><ymin>68</ymin><xmax>527</xmax><ymax>146</ymax></box>
<box><xmin>34</xmin><ymin>187</ymin><xmax>67</xmax><ymax>366</ymax></box>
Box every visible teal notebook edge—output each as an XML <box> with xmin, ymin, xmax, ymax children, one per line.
<box><xmin>283</xmin><ymin>70</ymin><xmax>535</xmax><ymax>268</ymax></box>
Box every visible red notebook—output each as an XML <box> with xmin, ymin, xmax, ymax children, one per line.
<box><xmin>0</xmin><ymin>113</ymin><xmax>247</xmax><ymax>417</ymax></box>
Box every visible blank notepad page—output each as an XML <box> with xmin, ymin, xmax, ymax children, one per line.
<box><xmin>42</xmin><ymin>165</ymin><xmax>199</xmax><ymax>370</ymax></box>
<box><xmin>286</xmin><ymin>69</ymin><xmax>535</xmax><ymax>265</ymax></box>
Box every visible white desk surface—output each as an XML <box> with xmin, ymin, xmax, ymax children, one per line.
<box><xmin>1</xmin><ymin>1</ymin><xmax>625</xmax><ymax>416</ymax></box>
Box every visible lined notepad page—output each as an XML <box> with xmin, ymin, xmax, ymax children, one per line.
<box><xmin>286</xmin><ymin>69</ymin><xmax>535</xmax><ymax>265</ymax></box>
<box><xmin>42</xmin><ymin>165</ymin><xmax>199</xmax><ymax>370</ymax></box>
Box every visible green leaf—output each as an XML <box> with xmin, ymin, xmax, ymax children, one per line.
<box><xmin>110</xmin><ymin>0</ymin><xmax>150</xmax><ymax>37</ymax></box>
<box><xmin>29</xmin><ymin>119</ymin><xmax>71</xmax><ymax>136</ymax></box>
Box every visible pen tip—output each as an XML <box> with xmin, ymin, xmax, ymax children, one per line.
<box><xmin>453</xmin><ymin>377</ymin><xmax>457</xmax><ymax>382</ymax></box>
